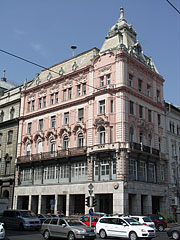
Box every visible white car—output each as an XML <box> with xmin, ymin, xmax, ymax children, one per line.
<box><xmin>96</xmin><ymin>216</ymin><xmax>156</xmax><ymax>240</ymax></box>
<box><xmin>130</xmin><ymin>216</ymin><xmax>155</xmax><ymax>229</ymax></box>
<box><xmin>0</xmin><ymin>223</ymin><xmax>5</xmax><ymax>239</ymax></box>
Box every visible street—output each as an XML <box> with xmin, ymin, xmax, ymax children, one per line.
<box><xmin>4</xmin><ymin>229</ymin><xmax>169</xmax><ymax>240</ymax></box>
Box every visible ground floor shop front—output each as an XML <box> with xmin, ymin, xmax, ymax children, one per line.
<box><xmin>13</xmin><ymin>181</ymin><xmax>169</xmax><ymax>216</ymax></box>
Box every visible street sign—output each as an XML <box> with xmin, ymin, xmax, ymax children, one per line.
<box><xmin>89</xmin><ymin>189</ymin><xmax>93</xmax><ymax>195</ymax></box>
<box><xmin>89</xmin><ymin>208</ymin><xmax>93</xmax><ymax>216</ymax></box>
<box><xmin>88</xmin><ymin>183</ymin><xmax>94</xmax><ymax>190</ymax></box>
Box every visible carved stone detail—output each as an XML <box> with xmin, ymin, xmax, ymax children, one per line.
<box><xmin>94</xmin><ymin>116</ymin><xmax>109</xmax><ymax>128</ymax></box>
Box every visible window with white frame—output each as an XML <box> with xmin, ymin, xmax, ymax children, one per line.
<box><xmin>22</xmin><ymin>169</ymin><xmax>32</xmax><ymax>181</ymax></box>
<box><xmin>68</xmin><ymin>88</ymin><xmax>72</xmax><ymax>99</ymax></box>
<box><xmin>100</xmin><ymin>76</ymin><xmax>104</xmax><ymax>87</ymax></box>
<box><xmin>147</xmin><ymin>84</ymin><xmax>151</xmax><ymax>96</ymax></box>
<box><xmin>78</xmin><ymin>108</ymin><xmax>84</xmax><ymax>121</ymax></box>
<box><xmin>37</xmin><ymin>141</ymin><xmax>43</xmax><ymax>154</ymax></box>
<box><xmin>129</xmin><ymin>127</ymin><xmax>134</xmax><ymax>143</ymax></box>
<box><xmin>71</xmin><ymin>162</ymin><xmax>87</xmax><ymax>178</ymax></box>
<box><xmin>129</xmin><ymin>159</ymin><xmax>137</xmax><ymax>180</ymax></box>
<box><xmin>50</xmin><ymin>139</ymin><xmax>55</xmax><ymax>154</ymax></box>
<box><xmin>138</xmin><ymin>161</ymin><xmax>146</xmax><ymax>181</ymax></box>
<box><xmin>77</xmin><ymin>133</ymin><xmax>83</xmax><ymax>148</ymax></box>
<box><xmin>55</xmin><ymin>93</ymin><xmax>59</xmax><ymax>103</ymax></box>
<box><xmin>106</xmin><ymin>74</ymin><xmax>111</xmax><ymax>85</ymax></box>
<box><xmin>77</xmin><ymin>85</ymin><xmax>81</xmax><ymax>96</ymax></box>
<box><xmin>64</xmin><ymin>112</ymin><xmax>69</xmax><ymax>125</ymax></box>
<box><xmin>60</xmin><ymin>165</ymin><xmax>69</xmax><ymax>179</ymax></box>
<box><xmin>82</xmin><ymin>83</ymin><xmax>86</xmax><ymax>95</ymax></box>
<box><xmin>27</xmin><ymin>122</ymin><xmax>32</xmax><ymax>134</ymax></box>
<box><xmin>110</xmin><ymin>100</ymin><xmax>113</xmax><ymax>113</ymax></box>
<box><xmin>160</xmin><ymin>165</ymin><xmax>165</xmax><ymax>181</ymax></box>
<box><xmin>51</xmin><ymin>116</ymin><xmax>56</xmax><ymax>128</ymax></box>
<box><xmin>38</xmin><ymin>98</ymin><xmax>42</xmax><ymax>109</ymax></box>
<box><xmin>138</xmin><ymin>79</ymin><xmax>142</xmax><ymax>92</ymax></box>
<box><xmin>101</xmin><ymin>160</ymin><xmax>109</xmax><ymax>176</ymax></box>
<box><xmin>148</xmin><ymin>162</ymin><xmax>156</xmax><ymax>182</ymax></box>
<box><xmin>38</xmin><ymin>119</ymin><xmax>43</xmax><ymax>131</ymax></box>
<box><xmin>112</xmin><ymin>160</ymin><xmax>116</xmax><ymax>176</ymax></box>
<box><xmin>63</xmin><ymin>136</ymin><xmax>69</xmax><ymax>150</ymax></box>
<box><xmin>43</xmin><ymin>96</ymin><xmax>46</xmax><ymax>107</ymax></box>
<box><xmin>32</xmin><ymin>100</ymin><xmax>35</xmax><ymax>111</ymax></box>
<box><xmin>50</xmin><ymin>94</ymin><xmax>54</xmax><ymax>105</ymax></box>
<box><xmin>34</xmin><ymin>167</ymin><xmax>42</xmax><ymax>181</ymax></box>
<box><xmin>99</xmin><ymin>100</ymin><xmax>105</xmax><ymax>114</ymax></box>
<box><xmin>26</xmin><ymin>143</ymin><xmax>31</xmax><ymax>156</ymax></box>
<box><xmin>63</xmin><ymin>90</ymin><xmax>67</xmax><ymax>101</ymax></box>
<box><xmin>44</xmin><ymin>166</ymin><xmax>57</xmax><ymax>180</ymax></box>
<box><xmin>99</xmin><ymin>126</ymin><xmax>105</xmax><ymax>144</ymax></box>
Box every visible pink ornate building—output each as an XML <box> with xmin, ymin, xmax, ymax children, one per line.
<box><xmin>14</xmin><ymin>8</ymin><xmax>168</xmax><ymax>215</ymax></box>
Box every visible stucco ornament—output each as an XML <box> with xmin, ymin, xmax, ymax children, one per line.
<box><xmin>47</xmin><ymin>72</ymin><xmax>52</xmax><ymax>81</ymax></box>
<box><xmin>59</xmin><ymin>67</ymin><xmax>65</xmax><ymax>76</ymax></box>
<box><xmin>94</xmin><ymin>116</ymin><xmax>109</xmax><ymax>128</ymax></box>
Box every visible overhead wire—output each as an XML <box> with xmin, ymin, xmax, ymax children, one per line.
<box><xmin>166</xmin><ymin>0</ymin><xmax>180</xmax><ymax>14</ymax></box>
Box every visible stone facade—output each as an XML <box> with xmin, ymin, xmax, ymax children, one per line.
<box><xmin>13</xmin><ymin>9</ymin><xmax>169</xmax><ymax>216</ymax></box>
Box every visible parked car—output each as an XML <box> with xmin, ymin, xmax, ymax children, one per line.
<box><xmin>1</xmin><ymin>209</ymin><xmax>41</xmax><ymax>230</ymax></box>
<box><xmin>37</xmin><ymin>214</ymin><xmax>47</xmax><ymax>223</ymax></box>
<box><xmin>0</xmin><ymin>223</ymin><xmax>5</xmax><ymax>239</ymax></box>
<box><xmin>96</xmin><ymin>216</ymin><xmax>156</xmax><ymax>240</ymax></box>
<box><xmin>145</xmin><ymin>214</ymin><xmax>167</xmax><ymax>231</ymax></box>
<box><xmin>80</xmin><ymin>215</ymin><xmax>100</xmax><ymax>228</ymax></box>
<box><xmin>167</xmin><ymin>225</ymin><xmax>180</xmax><ymax>240</ymax></box>
<box><xmin>41</xmin><ymin>217</ymin><xmax>96</xmax><ymax>240</ymax></box>
<box><xmin>130</xmin><ymin>216</ymin><xmax>155</xmax><ymax>229</ymax></box>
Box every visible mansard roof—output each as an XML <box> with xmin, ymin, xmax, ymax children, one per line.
<box><xmin>100</xmin><ymin>7</ymin><xmax>158</xmax><ymax>73</ymax></box>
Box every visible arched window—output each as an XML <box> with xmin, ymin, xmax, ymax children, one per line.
<box><xmin>37</xmin><ymin>141</ymin><xmax>43</xmax><ymax>154</ymax></box>
<box><xmin>77</xmin><ymin>133</ymin><xmax>83</xmax><ymax>148</ymax></box>
<box><xmin>63</xmin><ymin>136</ymin><xmax>69</xmax><ymax>150</ymax></box>
<box><xmin>99</xmin><ymin>126</ymin><xmax>105</xmax><ymax>144</ymax></box>
<box><xmin>0</xmin><ymin>111</ymin><xmax>4</xmax><ymax>123</ymax></box>
<box><xmin>26</xmin><ymin>143</ymin><xmax>31</xmax><ymax>156</ymax></box>
<box><xmin>148</xmin><ymin>134</ymin><xmax>152</xmax><ymax>148</ymax></box>
<box><xmin>50</xmin><ymin>139</ymin><xmax>55</xmax><ymax>154</ymax></box>
<box><xmin>129</xmin><ymin>127</ymin><xmax>134</xmax><ymax>143</ymax></box>
<box><xmin>10</xmin><ymin>108</ymin><xmax>15</xmax><ymax>120</ymax></box>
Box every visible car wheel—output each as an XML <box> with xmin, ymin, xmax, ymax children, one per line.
<box><xmin>129</xmin><ymin>231</ymin><xmax>138</xmax><ymax>240</ymax></box>
<box><xmin>19</xmin><ymin>223</ymin><xmax>24</xmax><ymax>231</ymax></box>
<box><xmin>99</xmin><ymin>229</ymin><xmax>107</xmax><ymax>239</ymax></box>
<box><xmin>68</xmin><ymin>231</ymin><xmax>75</xmax><ymax>240</ymax></box>
<box><xmin>172</xmin><ymin>231</ymin><xmax>180</xmax><ymax>240</ymax></box>
<box><xmin>157</xmin><ymin>224</ymin><xmax>164</xmax><ymax>232</ymax></box>
<box><xmin>43</xmin><ymin>230</ymin><xmax>51</xmax><ymax>240</ymax></box>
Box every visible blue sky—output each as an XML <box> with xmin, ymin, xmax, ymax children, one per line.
<box><xmin>0</xmin><ymin>0</ymin><xmax>179</xmax><ymax>105</ymax></box>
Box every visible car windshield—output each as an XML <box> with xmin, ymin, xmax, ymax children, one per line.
<box><xmin>20</xmin><ymin>211</ymin><xmax>36</xmax><ymax>218</ymax></box>
<box><xmin>124</xmin><ymin>218</ymin><xmax>142</xmax><ymax>225</ymax></box>
<box><xmin>67</xmin><ymin>220</ymin><xmax>85</xmax><ymax>227</ymax></box>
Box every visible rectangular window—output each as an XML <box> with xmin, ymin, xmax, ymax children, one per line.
<box><xmin>22</xmin><ymin>169</ymin><xmax>32</xmax><ymax>181</ymax></box>
<box><xmin>63</xmin><ymin>90</ymin><xmax>67</xmax><ymax>101</ymax></box>
<box><xmin>106</xmin><ymin>74</ymin><xmax>111</xmax><ymax>85</ymax></box>
<box><xmin>55</xmin><ymin>93</ymin><xmax>59</xmax><ymax>103</ymax></box>
<box><xmin>82</xmin><ymin>83</ymin><xmax>86</xmax><ymax>95</ymax></box>
<box><xmin>71</xmin><ymin>162</ymin><xmax>87</xmax><ymax>178</ymax></box>
<box><xmin>64</xmin><ymin>112</ymin><xmax>69</xmax><ymax>125</ymax></box>
<box><xmin>139</xmin><ymin>105</ymin><xmax>143</xmax><ymax>118</ymax></box>
<box><xmin>68</xmin><ymin>88</ymin><xmax>72</xmax><ymax>99</ymax></box>
<box><xmin>43</xmin><ymin>97</ymin><xmax>46</xmax><ymax>107</ymax></box>
<box><xmin>147</xmin><ymin>85</ymin><xmax>151</xmax><ymax>96</ymax></box>
<box><xmin>148</xmin><ymin>163</ymin><xmax>155</xmax><ymax>182</ymax></box>
<box><xmin>99</xmin><ymin>100</ymin><xmax>105</xmax><ymax>114</ymax></box>
<box><xmin>110</xmin><ymin>126</ymin><xmax>113</xmax><ymax>143</ymax></box>
<box><xmin>100</xmin><ymin>76</ymin><xmax>104</xmax><ymax>87</ymax></box>
<box><xmin>27</xmin><ymin>102</ymin><xmax>30</xmax><ymax>112</ymax></box>
<box><xmin>148</xmin><ymin>109</ymin><xmax>152</xmax><ymax>122</ymax></box>
<box><xmin>129</xmin><ymin>74</ymin><xmax>133</xmax><ymax>87</ymax></box>
<box><xmin>34</xmin><ymin>168</ymin><xmax>42</xmax><ymax>181</ymax></box>
<box><xmin>130</xmin><ymin>101</ymin><xmax>134</xmax><ymax>115</ymax></box>
<box><xmin>138</xmin><ymin>79</ymin><xmax>142</xmax><ymax>92</ymax></box>
<box><xmin>78</xmin><ymin>108</ymin><xmax>84</xmax><ymax>122</ymax></box>
<box><xmin>129</xmin><ymin>159</ymin><xmax>137</xmax><ymax>180</ymax></box>
<box><xmin>38</xmin><ymin>119</ymin><xmax>43</xmax><ymax>131</ymax></box>
<box><xmin>77</xmin><ymin>85</ymin><xmax>81</xmax><ymax>96</ymax></box>
<box><xmin>51</xmin><ymin>116</ymin><xmax>56</xmax><ymax>128</ymax></box>
<box><xmin>31</xmin><ymin>100</ymin><xmax>35</xmax><ymax>111</ymax></box>
<box><xmin>38</xmin><ymin>98</ymin><xmax>42</xmax><ymax>109</ymax></box>
<box><xmin>138</xmin><ymin>161</ymin><xmax>147</xmax><ymax>181</ymax></box>
<box><xmin>158</xmin><ymin>114</ymin><xmax>161</xmax><ymax>126</ymax></box>
<box><xmin>60</xmin><ymin>165</ymin><xmax>69</xmax><ymax>179</ymax></box>
<box><xmin>160</xmin><ymin>165</ymin><xmax>165</xmax><ymax>181</ymax></box>
<box><xmin>110</xmin><ymin>100</ymin><xmax>113</xmax><ymax>113</ymax></box>
<box><xmin>157</xmin><ymin>90</ymin><xmax>160</xmax><ymax>102</ymax></box>
<box><xmin>27</xmin><ymin>122</ymin><xmax>32</xmax><ymax>134</ymax></box>
<box><xmin>50</xmin><ymin>94</ymin><xmax>54</xmax><ymax>105</ymax></box>
<box><xmin>101</xmin><ymin>160</ymin><xmax>109</xmax><ymax>176</ymax></box>
<box><xmin>7</xmin><ymin>130</ymin><xmax>13</xmax><ymax>144</ymax></box>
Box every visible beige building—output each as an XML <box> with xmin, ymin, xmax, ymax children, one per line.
<box><xmin>0</xmin><ymin>74</ymin><xmax>21</xmax><ymax>209</ymax></box>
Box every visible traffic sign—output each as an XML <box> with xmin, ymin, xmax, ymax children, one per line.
<box><xmin>89</xmin><ymin>208</ymin><xmax>93</xmax><ymax>216</ymax></box>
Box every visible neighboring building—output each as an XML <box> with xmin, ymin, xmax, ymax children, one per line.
<box><xmin>14</xmin><ymin>8</ymin><xmax>169</xmax><ymax>215</ymax></box>
<box><xmin>0</xmin><ymin>72</ymin><xmax>20</xmax><ymax>209</ymax></box>
<box><xmin>165</xmin><ymin>102</ymin><xmax>180</xmax><ymax>218</ymax></box>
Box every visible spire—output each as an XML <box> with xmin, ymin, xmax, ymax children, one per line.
<box><xmin>1</xmin><ymin>69</ymin><xmax>7</xmax><ymax>82</ymax></box>
<box><xmin>119</xmin><ymin>7</ymin><xmax>125</xmax><ymax>21</ymax></box>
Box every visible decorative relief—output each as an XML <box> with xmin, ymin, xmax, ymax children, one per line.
<box><xmin>98</xmin><ymin>65</ymin><xmax>112</xmax><ymax>75</ymax></box>
<box><xmin>75</xmin><ymin>74</ymin><xmax>87</xmax><ymax>84</ymax></box>
<box><xmin>72</xmin><ymin>61</ymin><xmax>78</xmax><ymax>71</ymax></box>
<box><xmin>94</xmin><ymin>116</ymin><xmax>109</xmax><ymax>128</ymax></box>
<box><xmin>23</xmin><ymin>136</ymin><xmax>33</xmax><ymax>144</ymax></box>
<box><xmin>28</xmin><ymin>93</ymin><xmax>35</xmax><ymax>101</ymax></box>
<box><xmin>59</xmin><ymin>126</ymin><xmax>71</xmax><ymax>137</ymax></box>
<box><xmin>46</xmin><ymin>129</ymin><xmax>57</xmax><ymax>139</ymax></box>
<box><xmin>38</xmin><ymin>89</ymin><xmax>47</xmax><ymax>98</ymax></box>
<box><xmin>50</xmin><ymin>84</ymin><xmax>59</xmax><ymax>93</ymax></box>
<box><xmin>33</xmin><ymin>132</ymin><xmax>45</xmax><ymax>142</ymax></box>
<box><xmin>73</xmin><ymin>123</ymin><xmax>86</xmax><ymax>134</ymax></box>
<box><xmin>62</xmin><ymin>80</ymin><xmax>73</xmax><ymax>89</ymax></box>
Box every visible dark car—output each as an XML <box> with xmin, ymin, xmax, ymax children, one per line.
<box><xmin>37</xmin><ymin>214</ymin><xmax>47</xmax><ymax>223</ymax></box>
<box><xmin>167</xmin><ymin>225</ymin><xmax>180</xmax><ymax>240</ymax></box>
<box><xmin>145</xmin><ymin>214</ymin><xmax>167</xmax><ymax>231</ymax></box>
<box><xmin>41</xmin><ymin>217</ymin><xmax>96</xmax><ymax>240</ymax></box>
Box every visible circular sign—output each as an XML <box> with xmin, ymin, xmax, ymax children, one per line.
<box><xmin>114</xmin><ymin>183</ymin><xmax>119</xmax><ymax>190</ymax></box>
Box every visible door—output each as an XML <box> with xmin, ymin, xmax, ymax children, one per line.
<box><xmin>56</xmin><ymin>219</ymin><xmax>69</xmax><ymax>238</ymax></box>
<box><xmin>112</xmin><ymin>218</ymin><xmax>128</xmax><ymax>238</ymax></box>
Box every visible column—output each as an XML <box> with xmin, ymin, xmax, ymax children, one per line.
<box><xmin>66</xmin><ymin>194</ymin><xmax>70</xmax><ymax>216</ymax></box>
<box><xmin>54</xmin><ymin>194</ymin><xmax>58</xmax><ymax>214</ymax></box>
<box><xmin>28</xmin><ymin>195</ymin><xmax>32</xmax><ymax>210</ymax></box>
<box><xmin>38</xmin><ymin>195</ymin><xmax>42</xmax><ymax>214</ymax></box>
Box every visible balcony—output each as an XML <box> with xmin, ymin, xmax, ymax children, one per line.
<box><xmin>130</xmin><ymin>142</ymin><xmax>159</xmax><ymax>156</ymax></box>
<box><xmin>17</xmin><ymin>146</ymin><xmax>87</xmax><ymax>164</ymax></box>
<box><xmin>95</xmin><ymin>84</ymin><xmax>115</xmax><ymax>93</ymax></box>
